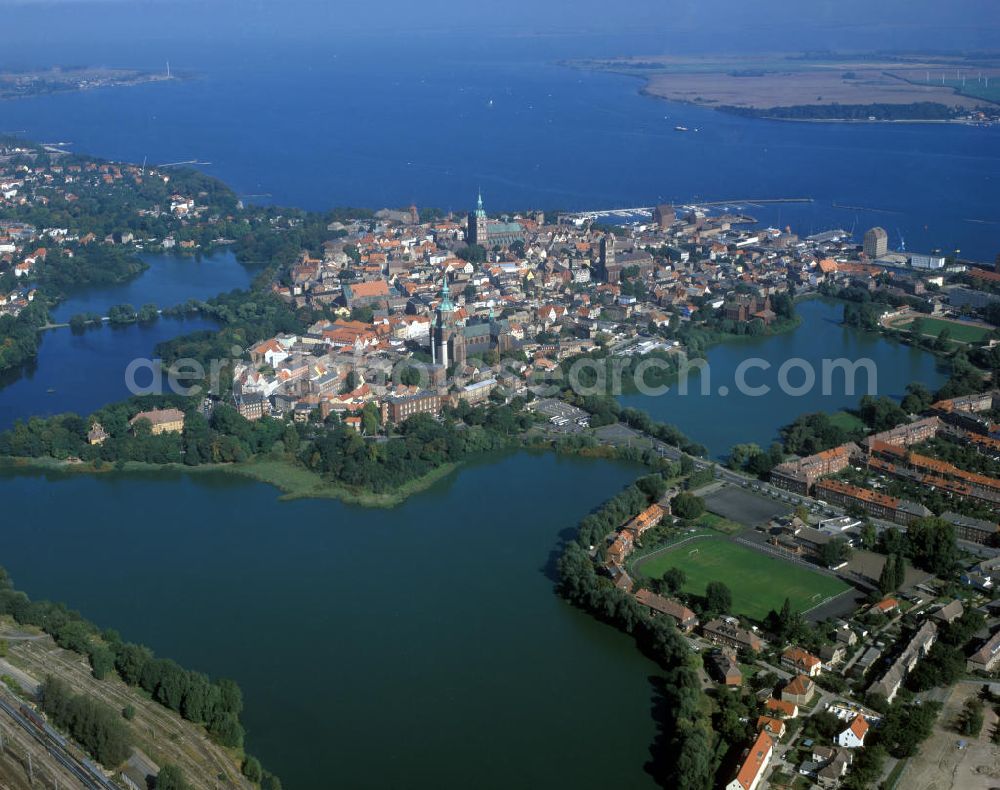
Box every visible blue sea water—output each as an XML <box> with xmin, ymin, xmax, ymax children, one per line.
<box><xmin>0</xmin><ymin>33</ymin><xmax>997</xmax><ymax>260</ymax></box>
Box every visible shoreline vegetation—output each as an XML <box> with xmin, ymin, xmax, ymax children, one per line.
<box><xmin>0</xmin><ymin>567</ymin><xmax>277</xmax><ymax>788</ymax></box>
<box><xmin>0</xmin><ymin>454</ymin><xmax>463</xmax><ymax>508</ymax></box>
<box><xmin>0</xmin><ymin>397</ymin><xmax>690</xmax><ymax>508</ymax></box>
<box><xmin>0</xmin><ymin>137</ymin><xmax>246</xmax><ymax>377</ymax></box>
<box><xmin>556</xmin><ymin>474</ymin><xmax>715</xmax><ymax>788</ymax></box>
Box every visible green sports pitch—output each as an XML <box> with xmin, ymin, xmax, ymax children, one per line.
<box><xmin>899</xmin><ymin>317</ymin><xmax>992</xmax><ymax>344</ymax></box>
<box><xmin>633</xmin><ymin>538</ymin><xmax>849</xmax><ymax>621</ymax></box>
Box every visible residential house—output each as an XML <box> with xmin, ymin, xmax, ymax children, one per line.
<box><xmin>814</xmin><ymin>748</ymin><xmax>852</xmax><ymax>789</ymax></box>
<box><xmin>819</xmin><ymin>644</ymin><xmax>846</xmax><ymax>667</ymax></box>
<box><xmin>702</xmin><ymin>619</ymin><xmax>762</xmax><ymax>654</ymax></box>
<box><xmin>770</xmin><ymin>443</ymin><xmax>859</xmax><ymax>494</ymax></box>
<box><xmin>781</xmin><ymin>674</ymin><xmax>816</xmax><ymax>706</ymax></box>
<box><xmin>781</xmin><ymin>647</ymin><xmax>822</xmax><ymax>677</ymax></box>
<box><xmin>931</xmin><ymin>600</ymin><xmax>964</xmax><ymax>625</ymax></box>
<box><xmin>633</xmin><ymin>589</ymin><xmax>698</xmax><ymax>632</ymax></box>
<box><xmin>835</xmin><ymin>715</ymin><xmax>869</xmax><ymax>749</ymax></box>
<box><xmin>343</xmin><ymin>279</ymin><xmax>390</xmax><ymax>308</ymax></box>
<box><xmin>764</xmin><ymin>697</ymin><xmax>798</xmax><ymax>719</ymax></box>
<box><xmin>87</xmin><ymin>422</ymin><xmax>109</xmax><ymax>445</ymax></box>
<box><xmin>967</xmin><ymin>630</ymin><xmax>1000</xmax><ymax>673</ymax></box>
<box><xmin>725</xmin><ymin>731</ymin><xmax>773</xmax><ymax>790</ymax></box>
<box><xmin>708</xmin><ymin>651</ymin><xmax>742</xmax><ymax>686</ymax></box>
<box><xmin>869</xmin><ymin>598</ymin><xmax>899</xmax><ymax>617</ymax></box>
<box><xmin>867</xmin><ymin>621</ymin><xmax>937</xmax><ymax>703</ymax></box>
<box><xmin>381</xmin><ymin>391</ymin><xmax>441</xmax><ymax>424</ymax></box>
<box><xmin>625</xmin><ymin>503</ymin><xmax>666</xmax><ymax>538</ymax></box>
<box><xmin>756</xmin><ymin>716</ymin><xmax>786</xmax><ymax>740</ymax></box>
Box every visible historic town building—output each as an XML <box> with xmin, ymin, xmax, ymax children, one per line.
<box><xmin>466</xmin><ymin>191</ymin><xmax>524</xmax><ymax>249</ymax></box>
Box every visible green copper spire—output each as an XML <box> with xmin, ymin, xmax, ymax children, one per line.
<box><xmin>439</xmin><ymin>274</ymin><xmax>455</xmax><ymax>312</ymax></box>
<box><xmin>475</xmin><ymin>190</ymin><xmax>486</xmax><ymax>218</ymax></box>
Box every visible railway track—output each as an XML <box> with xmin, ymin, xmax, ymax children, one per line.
<box><xmin>0</xmin><ymin>693</ymin><xmax>115</xmax><ymax>788</ymax></box>
<box><xmin>12</xmin><ymin>641</ymin><xmax>240</xmax><ymax>788</ymax></box>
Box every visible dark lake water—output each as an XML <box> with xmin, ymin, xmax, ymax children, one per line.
<box><xmin>0</xmin><ymin>453</ymin><xmax>660</xmax><ymax>789</ymax></box>
<box><xmin>0</xmin><ymin>251</ymin><xmax>249</xmax><ymax>430</ymax></box>
<box><xmin>620</xmin><ymin>298</ymin><xmax>950</xmax><ymax>458</ymax></box>
<box><xmin>50</xmin><ymin>250</ymin><xmax>251</xmax><ymax>323</ymax></box>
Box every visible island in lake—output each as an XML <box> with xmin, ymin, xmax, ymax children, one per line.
<box><xmin>565</xmin><ymin>51</ymin><xmax>1000</xmax><ymax>122</ymax></box>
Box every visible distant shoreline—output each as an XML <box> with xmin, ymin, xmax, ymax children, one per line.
<box><xmin>566</xmin><ymin>52</ymin><xmax>999</xmax><ymax>125</ymax></box>
<box><xmin>0</xmin><ymin>67</ymin><xmax>184</xmax><ymax>102</ymax></box>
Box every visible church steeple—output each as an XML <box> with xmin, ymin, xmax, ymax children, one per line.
<box><xmin>468</xmin><ymin>190</ymin><xmax>489</xmax><ymax>247</ymax></box>
<box><xmin>433</xmin><ymin>274</ymin><xmax>457</xmax><ymax>368</ymax></box>
<box><xmin>439</xmin><ymin>273</ymin><xmax>455</xmax><ymax>314</ymax></box>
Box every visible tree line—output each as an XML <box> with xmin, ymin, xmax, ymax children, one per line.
<box><xmin>557</xmin><ymin>481</ymin><xmax>715</xmax><ymax>789</ymax></box>
<box><xmin>0</xmin><ymin>568</ymin><xmax>279</xmax><ymax>786</ymax></box>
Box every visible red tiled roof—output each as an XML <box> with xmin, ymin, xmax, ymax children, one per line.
<box><xmin>732</xmin><ymin>731</ymin><xmax>772</xmax><ymax>790</ymax></box>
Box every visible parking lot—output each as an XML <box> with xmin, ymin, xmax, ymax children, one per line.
<box><xmin>702</xmin><ymin>485</ymin><xmax>792</xmax><ymax>528</ymax></box>
<box><xmin>531</xmin><ymin>399</ymin><xmax>591</xmax><ymax>432</ymax></box>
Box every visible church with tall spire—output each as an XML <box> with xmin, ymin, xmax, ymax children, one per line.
<box><xmin>466</xmin><ymin>190</ymin><xmax>524</xmax><ymax>249</ymax></box>
<box><xmin>430</xmin><ymin>273</ymin><xmax>515</xmax><ymax>371</ymax></box>
<box><xmin>467</xmin><ymin>191</ymin><xmax>489</xmax><ymax>247</ymax></box>
<box><xmin>431</xmin><ymin>275</ymin><xmax>464</xmax><ymax>368</ymax></box>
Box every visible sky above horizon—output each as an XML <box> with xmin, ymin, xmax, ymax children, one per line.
<box><xmin>3</xmin><ymin>0</ymin><xmax>999</xmax><ymax>58</ymax></box>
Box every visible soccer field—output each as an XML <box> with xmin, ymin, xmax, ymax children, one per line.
<box><xmin>899</xmin><ymin>317</ymin><xmax>991</xmax><ymax>344</ymax></box>
<box><xmin>633</xmin><ymin>538</ymin><xmax>849</xmax><ymax>621</ymax></box>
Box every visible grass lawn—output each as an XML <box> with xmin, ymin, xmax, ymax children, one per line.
<box><xmin>692</xmin><ymin>512</ymin><xmax>743</xmax><ymax>535</ymax></box>
<box><xmin>633</xmin><ymin>537</ymin><xmax>849</xmax><ymax>621</ymax></box>
<box><xmin>827</xmin><ymin>411</ymin><xmax>865</xmax><ymax>435</ymax></box>
<box><xmin>898</xmin><ymin>317</ymin><xmax>992</xmax><ymax>344</ymax></box>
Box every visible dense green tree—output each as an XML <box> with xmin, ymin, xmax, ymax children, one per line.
<box><xmin>457</xmin><ymin>243</ymin><xmax>486</xmax><ymax>263</ymax></box>
<box><xmin>242</xmin><ymin>755</ymin><xmax>263</xmax><ymax>782</ymax></box>
<box><xmin>361</xmin><ymin>402</ymin><xmax>381</xmax><ymax>436</ymax></box>
<box><xmin>906</xmin><ymin>517</ymin><xmax>959</xmax><ymax>577</ymax></box>
<box><xmin>704</xmin><ymin>581</ymin><xmax>732</xmax><ymax>617</ymax></box>
<box><xmin>661</xmin><ymin>567</ymin><xmax>687</xmax><ymax>596</ymax></box>
<box><xmin>908</xmin><ymin>643</ymin><xmax>965</xmax><ymax>691</ymax></box>
<box><xmin>858</xmin><ymin>395</ymin><xmax>908</xmax><ymax>432</ymax></box>
<box><xmin>820</xmin><ymin>537</ymin><xmax>851</xmax><ymax>568</ymax></box>
<box><xmin>672</xmin><ymin>492</ymin><xmax>705</xmax><ymax>520</ymax></box>
<box><xmin>41</xmin><ymin>676</ymin><xmax>131</xmax><ymax>767</ymax></box>
<box><xmin>859</xmin><ymin>521</ymin><xmax>877</xmax><ymax>550</ymax></box>
<box><xmin>892</xmin><ymin>553</ymin><xmax>906</xmax><ymax>589</ymax></box>
<box><xmin>878</xmin><ymin>555</ymin><xmax>897</xmax><ymax>595</ymax></box>
<box><xmin>261</xmin><ymin>772</ymin><xmax>284</xmax><ymax>790</ymax></box>
<box><xmin>156</xmin><ymin>765</ymin><xmax>191</xmax><ymax>790</ymax></box>
<box><xmin>901</xmin><ymin>382</ymin><xmax>933</xmax><ymax>414</ymax></box>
